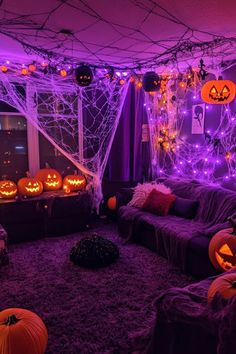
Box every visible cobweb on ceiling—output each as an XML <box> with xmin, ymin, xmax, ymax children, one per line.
<box><xmin>0</xmin><ymin>0</ymin><xmax>235</xmax><ymax>70</ymax></box>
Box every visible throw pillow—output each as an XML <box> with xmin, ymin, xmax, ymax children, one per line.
<box><xmin>170</xmin><ymin>197</ymin><xmax>199</xmax><ymax>219</ymax></box>
<box><xmin>128</xmin><ymin>182</ymin><xmax>171</xmax><ymax>208</ymax></box>
<box><xmin>142</xmin><ymin>189</ymin><xmax>176</xmax><ymax>216</ymax></box>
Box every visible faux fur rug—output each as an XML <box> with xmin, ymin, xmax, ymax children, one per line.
<box><xmin>0</xmin><ymin>223</ymin><xmax>193</xmax><ymax>354</ymax></box>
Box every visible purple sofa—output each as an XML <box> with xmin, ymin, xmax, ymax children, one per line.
<box><xmin>117</xmin><ymin>178</ymin><xmax>236</xmax><ymax>278</ymax></box>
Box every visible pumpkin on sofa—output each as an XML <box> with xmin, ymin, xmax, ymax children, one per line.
<box><xmin>0</xmin><ymin>180</ymin><xmax>17</xmax><ymax>199</ymax></box>
<box><xmin>35</xmin><ymin>168</ymin><xmax>62</xmax><ymax>191</ymax></box>
<box><xmin>0</xmin><ymin>308</ymin><xmax>48</xmax><ymax>354</ymax></box>
<box><xmin>63</xmin><ymin>174</ymin><xmax>86</xmax><ymax>192</ymax></box>
<box><xmin>209</xmin><ymin>218</ymin><xmax>236</xmax><ymax>272</ymax></box>
<box><xmin>208</xmin><ymin>273</ymin><xmax>236</xmax><ymax>302</ymax></box>
<box><xmin>18</xmin><ymin>177</ymin><xmax>43</xmax><ymax>197</ymax></box>
<box><xmin>201</xmin><ymin>79</ymin><xmax>236</xmax><ymax>104</ymax></box>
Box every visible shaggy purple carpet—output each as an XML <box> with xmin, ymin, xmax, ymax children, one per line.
<box><xmin>0</xmin><ymin>223</ymin><xmax>193</xmax><ymax>354</ymax></box>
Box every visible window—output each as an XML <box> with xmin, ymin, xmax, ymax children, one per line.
<box><xmin>0</xmin><ymin>113</ymin><xmax>28</xmax><ymax>181</ymax></box>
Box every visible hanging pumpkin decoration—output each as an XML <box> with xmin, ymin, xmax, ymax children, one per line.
<box><xmin>201</xmin><ymin>79</ymin><xmax>236</xmax><ymax>104</ymax></box>
<box><xmin>75</xmin><ymin>65</ymin><xmax>93</xmax><ymax>87</ymax></box>
<box><xmin>63</xmin><ymin>174</ymin><xmax>87</xmax><ymax>192</ymax></box>
<box><xmin>142</xmin><ymin>71</ymin><xmax>160</xmax><ymax>92</ymax></box>
<box><xmin>0</xmin><ymin>308</ymin><xmax>48</xmax><ymax>354</ymax></box>
<box><xmin>107</xmin><ymin>196</ymin><xmax>117</xmax><ymax>210</ymax></box>
<box><xmin>209</xmin><ymin>217</ymin><xmax>236</xmax><ymax>272</ymax></box>
<box><xmin>17</xmin><ymin>177</ymin><xmax>43</xmax><ymax>197</ymax></box>
<box><xmin>0</xmin><ymin>180</ymin><xmax>17</xmax><ymax>199</ymax></box>
<box><xmin>208</xmin><ymin>273</ymin><xmax>236</xmax><ymax>302</ymax></box>
<box><xmin>35</xmin><ymin>168</ymin><xmax>62</xmax><ymax>191</ymax></box>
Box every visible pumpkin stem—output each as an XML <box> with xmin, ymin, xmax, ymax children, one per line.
<box><xmin>228</xmin><ymin>216</ymin><xmax>236</xmax><ymax>235</ymax></box>
<box><xmin>4</xmin><ymin>314</ymin><xmax>20</xmax><ymax>326</ymax></box>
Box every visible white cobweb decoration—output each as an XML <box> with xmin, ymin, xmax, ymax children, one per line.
<box><xmin>0</xmin><ymin>71</ymin><xmax>129</xmax><ymax>210</ymax></box>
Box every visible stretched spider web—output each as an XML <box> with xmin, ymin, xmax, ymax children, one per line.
<box><xmin>0</xmin><ymin>71</ymin><xmax>129</xmax><ymax>209</ymax></box>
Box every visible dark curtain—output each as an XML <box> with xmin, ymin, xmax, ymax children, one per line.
<box><xmin>104</xmin><ymin>83</ymin><xmax>150</xmax><ymax>185</ymax></box>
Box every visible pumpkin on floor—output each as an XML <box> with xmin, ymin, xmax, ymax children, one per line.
<box><xmin>107</xmin><ymin>196</ymin><xmax>117</xmax><ymax>210</ymax></box>
<box><xmin>0</xmin><ymin>180</ymin><xmax>17</xmax><ymax>199</ymax></box>
<box><xmin>208</xmin><ymin>273</ymin><xmax>236</xmax><ymax>302</ymax></box>
<box><xmin>0</xmin><ymin>308</ymin><xmax>48</xmax><ymax>354</ymax></box>
<box><xmin>63</xmin><ymin>174</ymin><xmax>87</xmax><ymax>192</ymax></box>
<box><xmin>18</xmin><ymin>177</ymin><xmax>43</xmax><ymax>197</ymax></box>
<box><xmin>209</xmin><ymin>219</ymin><xmax>236</xmax><ymax>272</ymax></box>
<box><xmin>70</xmin><ymin>233</ymin><xmax>119</xmax><ymax>268</ymax></box>
<box><xmin>201</xmin><ymin>79</ymin><xmax>236</xmax><ymax>104</ymax></box>
<box><xmin>35</xmin><ymin>168</ymin><xmax>62</xmax><ymax>191</ymax></box>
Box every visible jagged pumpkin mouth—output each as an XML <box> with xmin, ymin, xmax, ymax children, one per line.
<box><xmin>25</xmin><ymin>186</ymin><xmax>40</xmax><ymax>192</ymax></box>
<box><xmin>0</xmin><ymin>189</ymin><xmax>17</xmax><ymax>196</ymax></box>
<box><xmin>215</xmin><ymin>251</ymin><xmax>236</xmax><ymax>270</ymax></box>
<box><xmin>45</xmin><ymin>181</ymin><xmax>59</xmax><ymax>187</ymax></box>
<box><xmin>67</xmin><ymin>179</ymin><xmax>84</xmax><ymax>185</ymax></box>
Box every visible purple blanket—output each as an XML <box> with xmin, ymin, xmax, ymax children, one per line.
<box><xmin>146</xmin><ymin>270</ymin><xmax>236</xmax><ymax>354</ymax></box>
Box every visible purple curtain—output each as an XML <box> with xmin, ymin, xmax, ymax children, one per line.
<box><xmin>105</xmin><ymin>83</ymin><xmax>150</xmax><ymax>183</ymax></box>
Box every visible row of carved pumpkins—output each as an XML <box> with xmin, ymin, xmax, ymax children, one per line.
<box><xmin>0</xmin><ymin>168</ymin><xmax>87</xmax><ymax>199</ymax></box>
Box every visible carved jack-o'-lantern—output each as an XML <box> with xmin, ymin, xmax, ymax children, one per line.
<box><xmin>0</xmin><ymin>308</ymin><xmax>48</xmax><ymax>354</ymax></box>
<box><xmin>63</xmin><ymin>175</ymin><xmax>87</xmax><ymax>193</ymax></box>
<box><xmin>35</xmin><ymin>169</ymin><xmax>62</xmax><ymax>191</ymax></box>
<box><xmin>208</xmin><ymin>273</ymin><xmax>236</xmax><ymax>302</ymax></box>
<box><xmin>75</xmin><ymin>65</ymin><xmax>93</xmax><ymax>87</ymax></box>
<box><xmin>209</xmin><ymin>218</ymin><xmax>236</xmax><ymax>272</ymax></box>
<box><xmin>18</xmin><ymin>178</ymin><xmax>43</xmax><ymax>197</ymax></box>
<box><xmin>201</xmin><ymin>79</ymin><xmax>236</xmax><ymax>104</ymax></box>
<box><xmin>0</xmin><ymin>180</ymin><xmax>17</xmax><ymax>199</ymax></box>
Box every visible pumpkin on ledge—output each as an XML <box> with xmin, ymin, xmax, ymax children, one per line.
<box><xmin>63</xmin><ymin>173</ymin><xmax>87</xmax><ymax>193</ymax></box>
<box><xmin>35</xmin><ymin>167</ymin><xmax>62</xmax><ymax>191</ymax></box>
<box><xmin>18</xmin><ymin>176</ymin><xmax>43</xmax><ymax>197</ymax></box>
<box><xmin>0</xmin><ymin>180</ymin><xmax>17</xmax><ymax>199</ymax></box>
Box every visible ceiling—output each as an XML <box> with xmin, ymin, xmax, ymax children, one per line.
<box><xmin>0</xmin><ymin>0</ymin><xmax>235</xmax><ymax>70</ymax></box>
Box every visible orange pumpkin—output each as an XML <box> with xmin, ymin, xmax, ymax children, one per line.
<box><xmin>107</xmin><ymin>196</ymin><xmax>117</xmax><ymax>210</ymax></box>
<box><xmin>35</xmin><ymin>168</ymin><xmax>62</xmax><ymax>191</ymax></box>
<box><xmin>209</xmin><ymin>227</ymin><xmax>236</xmax><ymax>272</ymax></box>
<box><xmin>17</xmin><ymin>178</ymin><xmax>43</xmax><ymax>197</ymax></box>
<box><xmin>63</xmin><ymin>174</ymin><xmax>87</xmax><ymax>192</ymax></box>
<box><xmin>201</xmin><ymin>79</ymin><xmax>236</xmax><ymax>104</ymax></box>
<box><xmin>0</xmin><ymin>180</ymin><xmax>17</xmax><ymax>199</ymax></box>
<box><xmin>208</xmin><ymin>273</ymin><xmax>236</xmax><ymax>302</ymax></box>
<box><xmin>0</xmin><ymin>308</ymin><xmax>48</xmax><ymax>354</ymax></box>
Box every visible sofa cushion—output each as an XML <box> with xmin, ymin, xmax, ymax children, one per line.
<box><xmin>128</xmin><ymin>182</ymin><xmax>171</xmax><ymax>208</ymax></box>
<box><xmin>170</xmin><ymin>197</ymin><xmax>199</xmax><ymax>219</ymax></box>
<box><xmin>142</xmin><ymin>189</ymin><xmax>176</xmax><ymax>216</ymax></box>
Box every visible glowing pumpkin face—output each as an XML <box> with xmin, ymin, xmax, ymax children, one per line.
<box><xmin>35</xmin><ymin>169</ymin><xmax>62</xmax><ymax>191</ymax></box>
<box><xmin>63</xmin><ymin>175</ymin><xmax>87</xmax><ymax>193</ymax></box>
<box><xmin>209</xmin><ymin>228</ymin><xmax>236</xmax><ymax>271</ymax></box>
<box><xmin>201</xmin><ymin>80</ymin><xmax>236</xmax><ymax>104</ymax></box>
<box><xmin>0</xmin><ymin>180</ymin><xmax>17</xmax><ymax>199</ymax></box>
<box><xmin>17</xmin><ymin>178</ymin><xmax>43</xmax><ymax>197</ymax></box>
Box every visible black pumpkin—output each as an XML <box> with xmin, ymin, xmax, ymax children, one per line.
<box><xmin>75</xmin><ymin>65</ymin><xmax>93</xmax><ymax>87</ymax></box>
<box><xmin>142</xmin><ymin>71</ymin><xmax>160</xmax><ymax>92</ymax></box>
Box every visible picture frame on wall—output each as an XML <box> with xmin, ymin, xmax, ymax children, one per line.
<box><xmin>192</xmin><ymin>103</ymin><xmax>205</xmax><ymax>134</ymax></box>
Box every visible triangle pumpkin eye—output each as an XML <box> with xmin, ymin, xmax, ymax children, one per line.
<box><xmin>222</xmin><ymin>85</ymin><xmax>230</xmax><ymax>93</ymax></box>
<box><xmin>210</xmin><ymin>86</ymin><xmax>217</xmax><ymax>94</ymax></box>
<box><xmin>219</xmin><ymin>244</ymin><xmax>233</xmax><ymax>256</ymax></box>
